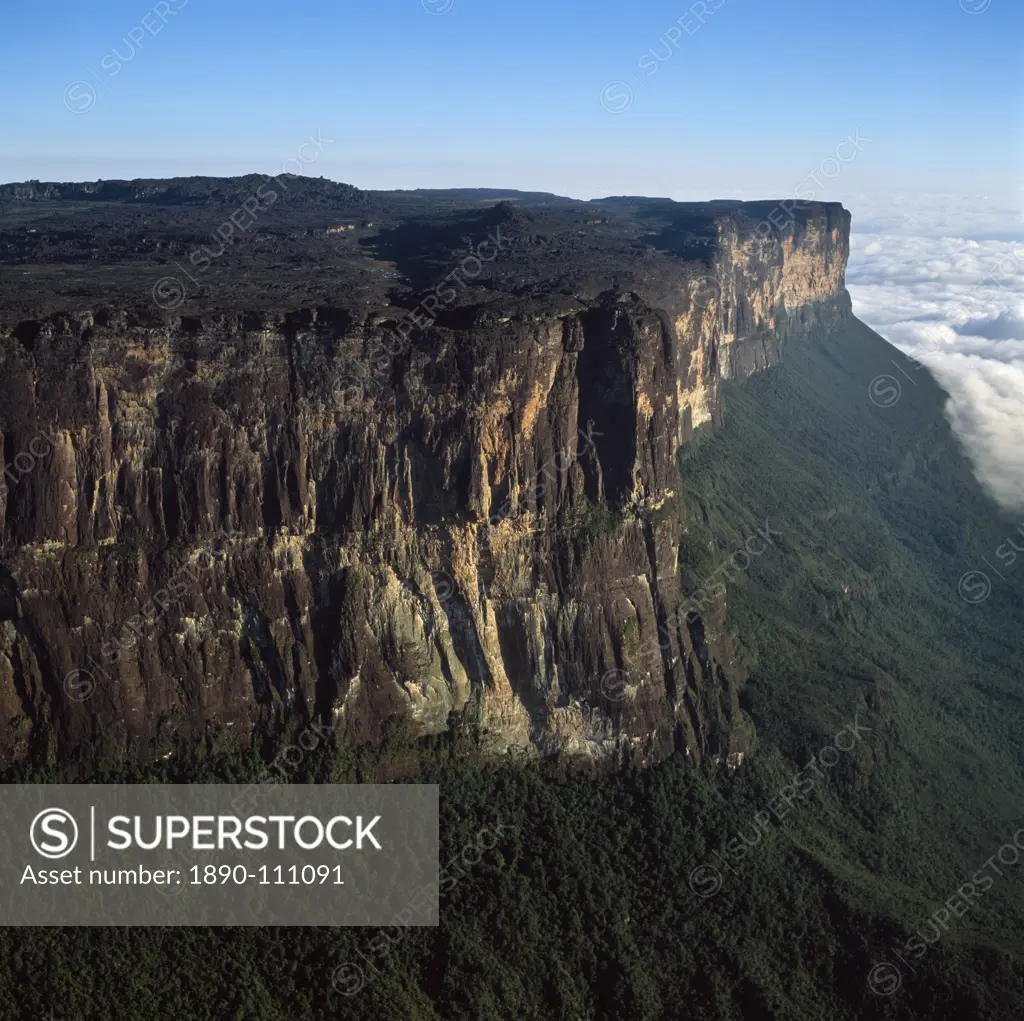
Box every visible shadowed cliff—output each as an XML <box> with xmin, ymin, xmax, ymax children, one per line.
<box><xmin>0</xmin><ymin>181</ymin><xmax>850</xmax><ymax>767</ymax></box>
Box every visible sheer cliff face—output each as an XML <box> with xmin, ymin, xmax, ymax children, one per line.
<box><xmin>677</xmin><ymin>206</ymin><xmax>851</xmax><ymax>429</ymax></box>
<box><xmin>0</xmin><ymin>199</ymin><xmax>850</xmax><ymax>768</ymax></box>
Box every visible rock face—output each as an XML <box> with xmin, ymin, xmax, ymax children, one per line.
<box><xmin>0</xmin><ymin>187</ymin><xmax>851</xmax><ymax>767</ymax></box>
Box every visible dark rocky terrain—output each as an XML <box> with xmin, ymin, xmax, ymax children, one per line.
<box><xmin>5</xmin><ymin>177</ymin><xmax>1024</xmax><ymax>1021</ymax></box>
<box><xmin>0</xmin><ymin>176</ymin><xmax>850</xmax><ymax>769</ymax></box>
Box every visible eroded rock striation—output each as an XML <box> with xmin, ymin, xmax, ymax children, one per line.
<box><xmin>0</xmin><ymin>183</ymin><xmax>850</xmax><ymax>766</ymax></box>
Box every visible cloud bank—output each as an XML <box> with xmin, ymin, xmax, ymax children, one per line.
<box><xmin>846</xmin><ymin>199</ymin><xmax>1024</xmax><ymax>515</ymax></box>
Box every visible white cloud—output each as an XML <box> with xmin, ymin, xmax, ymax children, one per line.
<box><xmin>847</xmin><ymin>192</ymin><xmax>1024</xmax><ymax>243</ymax></box>
<box><xmin>936</xmin><ymin>356</ymin><xmax>1024</xmax><ymax>514</ymax></box>
<box><xmin>955</xmin><ymin>309</ymin><xmax>1024</xmax><ymax>341</ymax></box>
<box><xmin>847</xmin><ymin>198</ymin><xmax>1024</xmax><ymax>515</ymax></box>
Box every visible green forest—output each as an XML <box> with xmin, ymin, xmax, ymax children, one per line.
<box><xmin>2</xmin><ymin>313</ymin><xmax>1023</xmax><ymax>1020</ymax></box>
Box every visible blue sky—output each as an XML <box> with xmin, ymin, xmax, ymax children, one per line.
<box><xmin>0</xmin><ymin>0</ymin><xmax>1020</xmax><ymax>201</ymax></box>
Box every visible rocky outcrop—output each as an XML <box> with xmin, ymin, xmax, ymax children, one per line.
<box><xmin>0</xmin><ymin>196</ymin><xmax>851</xmax><ymax>768</ymax></box>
